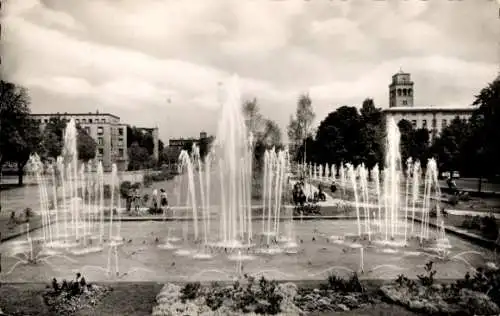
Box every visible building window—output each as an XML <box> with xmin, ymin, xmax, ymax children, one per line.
<box><xmin>98</xmin><ymin>148</ymin><xmax>104</xmax><ymax>156</ymax></box>
<box><xmin>442</xmin><ymin>119</ymin><xmax>447</xmax><ymax>127</ymax></box>
<box><xmin>402</xmin><ymin>100</ymin><xmax>408</xmax><ymax>106</ymax></box>
<box><xmin>101</xmin><ymin>119</ymin><xmax>106</xmax><ymax>123</ymax></box>
<box><xmin>98</xmin><ymin>137</ymin><xmax>103</xmax><ymax>145</ymax></box>
<box><xmin>76</xmin><ymin>119</ymin><xmax>80</xmax><ymax>123</ymax></box>
<box><xmin>97</xmin><ymin>127</ymin><xmax>103</xmax><ymax>134</ymax></box>
<box><xmin>397</xmin><ymin>89</ymin><xmax>402</xmax><ymax>96</ymax></box>
<box><xmin>118</xmin><ymin>148</ymin><xmax>124</xmax><ymax>157</ymax></box>
<box><xmin>408</xmin><ymin>89</ymin><xmax>413</xmax><ymax>96</ymax></box>
<box><xmin>118</xmin><ymin>128</ymin><xmax>124</xmax><ymax>136</ymax></box>
<box><xmin>411</xmin><ymin>120</ymin><xmax>417</xmax><ymax>128</ymax></box>
<box><xmin>44</xmin><ymin>119</ymin><xmax>48</xmax><ymax>123</ymax></box>
<box><xmin>118</xmin><ymin>138</ymin><xmax>124</xmax><ymax>146</ymax></box>
<box><xmin>422</xmin><ymin>120</ymin><xmax>427</xmax><ymax>129</ymax></box>
<box><xmin>402</xmin><ymin>89</ymin><xmax>407</xmax><ymax>96</ymax></box>
<box><xmin>432</xmin><ymin>118</ymin><xmax>437</xmax><ymax>127</ymax></box>
<box><xmin>89</xmin><ymin>119</ymin><xmax>93</xmax><ymax>123</ymax></box>
<box><xmin>82</xmin><ymin>119</ymin><xmax>86</xmax><ymax>123</ymax></box>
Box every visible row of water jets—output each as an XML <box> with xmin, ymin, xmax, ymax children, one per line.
<box><xmin>299</xmin><ymin>117</ymin><xmax>447</xmax><ymax>249</ymax></box>
<box><xmin>25</xmin><ymin>118</ymin><xmax>123</xmax><ymax>255</ymax></box>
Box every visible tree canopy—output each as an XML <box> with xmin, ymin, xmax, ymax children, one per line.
<box><xmin>287</xmin><ymin>93</ymin><xmax>315</xmax><ymax>162</ymax></box>
<box><xmin>0</xmin><ymin>81</ymin><xmax>43</xmax><ymax>185</ymax></box>
<box><xmin>242</xmin><ymin>98</ymin><xmax>282</xmax><ymax>171</ymax></box>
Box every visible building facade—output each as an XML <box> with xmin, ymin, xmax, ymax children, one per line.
<box><xmin>168</xmin><ymin>132</ymin><xmax>214</xmax><ymax>151</ymax></box>
<box><xmin>383</xmin><ymin>71</ymin><xmax>477</xmax><ymax>141</ymax></box>
<box><xmin>30</xmin><ymin>112</ymin><xmax>130</xmax><ymax>171</ymax></box>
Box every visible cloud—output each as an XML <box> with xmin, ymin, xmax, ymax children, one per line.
<box><xmin>2</xmin><ymin>0</ymin><xmax>498</xmax><ymax>140</ymax></box>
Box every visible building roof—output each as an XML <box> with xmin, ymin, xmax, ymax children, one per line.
<box><xmin>30</xmin><ymin>112</ymin><xmax>121</xmax><ymax>120</ymax></box>
<box><xmin>383</xmin><ymin>106</ymin><xmax>478</xmax><ymax>113</ymax></box>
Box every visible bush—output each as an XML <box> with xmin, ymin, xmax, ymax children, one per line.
<box><xmin>180</xmin><ymin>282</ymin><xmax>201</xmax><ymax>302</ymax></box>
<box><xmin>481</xmin><ymin>215</ymin><xmax>499</xmax><ymax>240</ymax></box>
<box><xmin>143</xmin><ymin>174</ymin><xmax>153</xmax><ymax>187</ymax></box>
<box><xmin>321</xmin><ymin>272</ymin><xmax>365</xmax><ymax>293</ymax></box>
<box><xmin>417</xmin><ymin>261</ymin><xmax>436</xmax><ymax>287</ymax></box>
<box><xmin>120</xmin><ymin>181</ymin><xmax>132</xmax><ymax>199</ymax></box>
<box><xmin>448</xmin><ymin>195</ymin><xmax>459</xmax><ymax>206</ymax></box>
<box><xmin>148</xmin><ymin>207</ymin><xmax>162</xmax><ymax>215</ymax></box>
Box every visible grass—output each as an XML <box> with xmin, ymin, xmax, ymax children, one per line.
<box><xmin>443</xmin><ymin>213</ymin><xmax>500</xmax><ymax>241</ymax></box>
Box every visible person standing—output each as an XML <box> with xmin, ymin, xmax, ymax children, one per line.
<box><xmin>160</xmin><ymin>189</ymin><xmax>168</xmax><ymax>211</ymax></box>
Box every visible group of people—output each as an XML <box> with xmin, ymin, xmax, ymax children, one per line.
<box><xmin>292</xmin><ymin>179</ymin><xmax>332</xmax><ymax>206</ymax></box>
<box><xmin>125</xmin><ymin>187</ymin><xmax>169</xmax><ymax>213</ymax></box>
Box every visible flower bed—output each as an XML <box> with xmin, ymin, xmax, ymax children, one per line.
<box><xmin>42</xmin><ymin>273</ymin><xmax>110</xmax><ymax>315</ymax></box>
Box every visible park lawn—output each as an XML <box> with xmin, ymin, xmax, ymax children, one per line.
<box><xmin>444</xmin><ymin>213</ymin><xmax>500</xmax><ymax>241</ymax></box>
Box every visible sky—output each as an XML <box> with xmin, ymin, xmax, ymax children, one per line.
<box><xmin>2</xmin><ymin>0</ymin><xmax>499</xmax><ymax>142</ymax></box>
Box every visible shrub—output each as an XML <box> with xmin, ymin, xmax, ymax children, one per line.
<box><xmin>142</xmin><ymin>194</ymin><xmax>149</xmax><ymax>204</ymax></box>
<box><xmin>143</xmin><ymin>174</ymin><xmax>153</xmax><ymax>187</ymax></box>
<box><xmin>448</xmin><ymin>195</ymin><xmax>459</xmax><ymax>206</ymax></box>
<box><xmin>148</xmin><ymin>207</ymin><xmax>162</xmax><ymax>215</ymax></box>
<box><xmin>131</xmin><ymin>182</ymin><xmax>141</xmax><ymax>190</ymax></box>
<box><xmin>321</xmin><ymin>273</ymin><xmax>364</xmax><ymax>293</ymax></box>
<box><xmin>417</xmin><ymin>261</ymin><xmax>436</xmax><ymax>286</ymax></box>
<box><xmin>180</xmin><ymin>282</ymin><xmax>201</xmax><ymax>302</ymax></box>
<box><xmin>481</xmin><ymin>215</ymin><xmax>499</xmax><ymax>240</ymax></box>
<box><xmin>120</xmin><ymin>181</ymin><xmax>132</xmax><ymax>199</ymax></box>
<box><xmin>24</xmin><ymin>208</ymin><xmax>34</xmax><ymax>218</ymax></box>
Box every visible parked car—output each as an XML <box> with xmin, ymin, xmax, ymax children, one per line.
<box><xmin>452</xmin><ymin>171</ymin><xmax>460</xmax><ymax>178</ymax></box>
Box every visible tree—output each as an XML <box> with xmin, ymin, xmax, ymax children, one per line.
<box><xmin>77</xmin><ymin>128</ymin><xmax>96</xmax><ymax>161</ymax></box>
<box><xmin>470</xmin><ymin>77</ymin><xmax>500</xmax><ymax>178</ymax></box>
<box><xmin>397</xmin><ymin>119</ymin><xmax>430</xmax><ymax>167</ymax></box>
<box><xmin>359</xmin><ymin>98</ymin><xmax>385</xmax><ymax>170</ymax></box>
<box><xmin>39</xmin><ymin>117</ymin><xmax>96</xmax><ymax>162</ymax></box>
<box><xmin>128</xmin><ymin>142</ymin><xmax>152</xmax><ymax>170</ymax></box>
<box><xmin>431</xmin><ymin>116</ymin><xmax>471</xmax><ymax>173</ymax></box>
<box><xmin>314</xmin><ymin>106</ymin><xmax>362</xmax><ymax>166</ymax></box>
<box><xmin>288</xmin><ymin>93</ymin><xmax>315</xmax><ymax>162</ymax></box>
<box><xmin>0</xmin><ymin>81</ymin><xmax>42</xmax><ymax>185</ymax></box>
<box><xmin>242</xmin><ymin>98</ymin><xmax>282</xmax><ymax>171</ymax></box>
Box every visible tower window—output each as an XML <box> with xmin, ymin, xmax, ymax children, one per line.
<box><xmin>408</xmin><ymin>89</ymin><xmax>413</xmax><ymax>96</ymax></box>
<box><xmin>397</xmin><ymin>89</ymin><xmax>402</xmax><ymax>96</ymax></box>
<box><xmin>403</xmin><ymin>89</ymin><xmax>407</xmax><ymax>96</ymax></box>
<box><xmin>402</xmin><ymin>100</ymin><xmax>408</xmax><ymax>106</ymax></box>
<box><xmin>411</xmin><ymin>120</ymin><xmax>417</xmax><ymax>128</ymax></box>
<box><xmin>422</xmin><ymin>120</ymin><xmax>427</xmax><ymax>129</ymax></box>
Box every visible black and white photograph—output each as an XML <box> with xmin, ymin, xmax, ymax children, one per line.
<box><xmin>0</xmin><ymin>0</ymin><xmax>500</xmax><ymax>315</ymax></box>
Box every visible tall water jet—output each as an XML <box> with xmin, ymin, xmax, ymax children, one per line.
<box><xmin>411</xmin><ymin>161</ymin><xmax>421</xmax><ymax>233</ymax></box>
<box><xmin>347</xmin><ymin>164</ymin><xmax>361</xmax><ymax>236</ymax></box>
<box><xmin>372</xmin><ymin>164</ymin><xmax>382</xmax><ymax>233</ymax></box>
<box><xmin>210</xmin><ymin>75</ymin><xmax>254</xmax><ymax>248</ymax></box>
<box><xmin>62</xmin><ymin>118</ymin><xmax>79</xmax><ymax>241</ymax></box>
<box><xmin>404</xmin><ymin>158</ymin><xmax>413</xmax><ymax>242</ymax></box>
<box><xmin>384</xmin><ymin>117</ymin><xmax>402</xmax><ymax>239</ymax></box>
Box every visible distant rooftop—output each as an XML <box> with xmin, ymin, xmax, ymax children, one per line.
<box><xmin>30</xmin><ymin>112</ymin><xmax>120</xmax><ymax>120</ymax></box>
<box><xmin>383</xmin><ymin>105</ymin><xmax>478</xmax><ymax>112</ymax></box>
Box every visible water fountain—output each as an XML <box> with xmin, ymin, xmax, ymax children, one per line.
<box><xmin>0</xmin><ymin>76</ymin><xmax>493</xmax><ymax>284</ymax></box>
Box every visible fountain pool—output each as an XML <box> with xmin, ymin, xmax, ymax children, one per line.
<box><xmin>0</xmin><ymin>219</ymin><xmax>494</xmax><ymax>283</ymax></box>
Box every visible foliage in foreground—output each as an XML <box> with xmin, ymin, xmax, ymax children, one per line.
<box><xmin>383</xmin><ymin>261</ymin><xmax>500</xmax><ymax>315</ymax></box>
<box><xmin>44</xmin><ymin>273</ymin><xmax>110</xmax><ymax>316</ymax></box>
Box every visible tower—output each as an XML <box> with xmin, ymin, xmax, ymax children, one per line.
<box><xmin>389</xmin><ymin>69</ymin><xmax>414</xmax><ymax>108</ymax></box>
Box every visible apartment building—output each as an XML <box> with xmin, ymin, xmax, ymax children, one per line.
<box><xmin>30</xmin><ymin>112</ymin><xmax>129</xmax><ymax>171</ymax></box>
